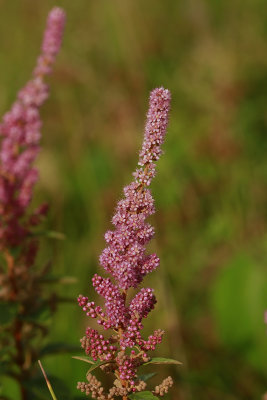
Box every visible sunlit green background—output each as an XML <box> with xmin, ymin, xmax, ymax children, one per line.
<box><xmin>1</xmin><ymin>0</ymin><xmax>267</xmax><ymax>399</ymax></box>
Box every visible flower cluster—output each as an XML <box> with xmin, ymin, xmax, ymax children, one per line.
<box><xmin>78</xmin><ymin>88</ymin><xmax>173</xmax><ymax>398</ymax></box>
<box><xmin>81</xmin><ymin>328</ymin><xmax>117</xmax><ymax>361</ymax></box>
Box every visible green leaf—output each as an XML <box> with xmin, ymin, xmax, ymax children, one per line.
<box><xmin>72</xmin><ymin>356</ymin><xmax>94</xmax><ymax>364</ymax></box>
<box><xmin>138</xmin><ymin>372</ymin><xmax>157</xmax><ymax>382</ymax></box>
<box><xmin>86</xmin><ymin>359</ymin><xmax>115</xmax><ymax>373</ymax></box>
<box><xmin>129</xmin><ymin>391</ymin><xmax>158</xmax><ymax>399</ymax></box>
<box><xmin>72</xmin><ymin>356</ymin><xmax>115</xmax><ymax>372</ymax></box>
<box><xmin>143</xmin><ymin>357</ymin><xmax>182</xmax><ymax>366</ymax></box>
<box><xmin>40</xmin><ymin>342</ymin><xmax>80</xmax><ymax>356</ymax></box>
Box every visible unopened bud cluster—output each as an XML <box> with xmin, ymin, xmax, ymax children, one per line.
<box><xmin>77</xmin><ymin>374</ymin><xmax>106</xmax><ymax>400</ymax></box>
<box><xmin>78</xmin><ymin>88</ymin><xmax>173</xmax><ymax>398</ymax></box>
<box><xmin>81</xmin><ymin>328</ymin><xmax>117</xmax><ymax>361</ymax></box>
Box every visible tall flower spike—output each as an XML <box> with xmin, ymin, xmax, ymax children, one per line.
<box><xmin>99</xmin><ymin>88</ymin><xmax>171</xmax><ymax>292</ymax></box>
<box><xmin>0</xmin><ymin>7</ymin><xmax>66</xmax><ymax>248</ymax></box>
<box><xmin>78</xmin><ymin>88</ymin><xmax>175</xmax><ymax>399</ymax></box>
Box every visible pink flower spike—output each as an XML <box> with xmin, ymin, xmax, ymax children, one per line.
<box><xmin>77</xmin><ymin>88</ymin><xmax>172</xmax><ymax>396</ymax></box>
<box><xmin>35</xmin><ymin>7</ymin><xmax>66</xmax><ymax>76</ymax></box>
<box><xmin>0</xmin><ymin>7</ymin><xmax>65</xmax><ymax>248</ymax></box>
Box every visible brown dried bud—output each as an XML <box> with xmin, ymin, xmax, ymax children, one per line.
<box><xmin>77</xmin><ymin>374</ymin><xmax>107</xmax><ymax>399</ymax></box>
<box><xmin>153</xmin><ymin>376</ymin><xmax>173</xmax><ymax>396</ymax></box>
<box><xmin>135</xmin><ymin>380</ymin><xmax>147</xmax><ymax>392</ymax></box>
<box><xmin>113</xmin><ymin>379</ymin><xmax>123</xmax><ymax>388</ymax></box>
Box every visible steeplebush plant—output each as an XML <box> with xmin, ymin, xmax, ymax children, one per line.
<box><xmin>0</xmin><ymin>7</ymin><xmax>66</xmax><ymax>399</ymax></box>
<box><xmin>76</xmin><ymin>88</ymin><xmax>180</xmax><ymax>400</ymax></box>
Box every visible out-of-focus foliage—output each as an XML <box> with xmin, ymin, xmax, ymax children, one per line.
<box><xmin>0</xmin><ymin>0</ymin><xmax>266</xmax><ymax>399</ymax></box>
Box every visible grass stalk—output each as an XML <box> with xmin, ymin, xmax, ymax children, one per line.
<box><xmin>38</xmin><ymin>360</ymin><xmax>58</xmax><ymax>400</ymax></box>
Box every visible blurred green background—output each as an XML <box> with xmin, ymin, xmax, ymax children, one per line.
<box><xmin>0</xmin><ymin>0</ymin><xmax>267</xmax><ymax>399</ymax></box>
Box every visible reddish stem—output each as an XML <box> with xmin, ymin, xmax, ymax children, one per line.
<box><xmin>4</xmin><ymin>250</ymin><xmax>18</xmax><ymax>300</ymax></box>
<box><xmin>4</xmin><ymin>250</ymin><xmax>27</xmax><ymax>399</ymax></box>
<box><xmin>119</xmin><ymin>289</ymin><xmax>130</xmax><ymax>400</ymax></box>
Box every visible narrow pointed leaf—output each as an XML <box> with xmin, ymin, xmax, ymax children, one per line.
<box><xmin>72</xmin><ymin>356</ymin><xmax>115</xmax><ymax>372</ymax></box>
<box><xmin>138</xmin><ymin>372</ymin><xmax>157</xmax><ymax>382</ymax></box>
<box><xmin>72</xmin><ymin>356</ymin><xmax>94</xmax><ymax>364</ymax></box>
<box><xmin>143</xmin><ymin>357</ymin><xmax>182</xmax><ymax>366</ymax></box>
<box><xmin>86</xmin><ymin>359</ymin><xmax>115</xmax><ymax>373</ymax></box>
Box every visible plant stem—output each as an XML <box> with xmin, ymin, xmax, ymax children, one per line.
<box><xmin>118</xmin><ymin>289</ymin><xmax>129</xmax><ymax>399</ymax></box>
<box><xmin>38</xmin><ymin>360</ymin><xmax>58</xmax><ymax>400</ymax></box>
<box><xmin>4</xmin><ymin>250</ymin><xmax>27</xmax><ymax>399</ymax></box>
<box><xmin>4</xmin><ymin>250</ymin><xmax>17</xmax><ymax>300</ymax></box>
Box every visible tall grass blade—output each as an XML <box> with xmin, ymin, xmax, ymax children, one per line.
<box><xmin>38</xmin><ymin>360</ymin><xmax>58</xmax><ymax>400</ymax></box>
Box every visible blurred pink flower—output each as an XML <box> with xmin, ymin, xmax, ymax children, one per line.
<box><xmin>0</xmin><ymin>7</ymin><xmax>66</xmax><ymax>248</ymax></box>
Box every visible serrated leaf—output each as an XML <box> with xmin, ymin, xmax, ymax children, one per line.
<box><xmin>143</xmin><ymin>357</ymin><xmax>182</xmax><ymax>366</ymax></box>
<box><xmin>129</xmin><ymin>391</ymin><xmax>158</xmax><ymax>399</ymax></box>
<box><xmin>138</xmin><ymin>372</ymin><xmax>157</xmax><ymax>382</ymax></box>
